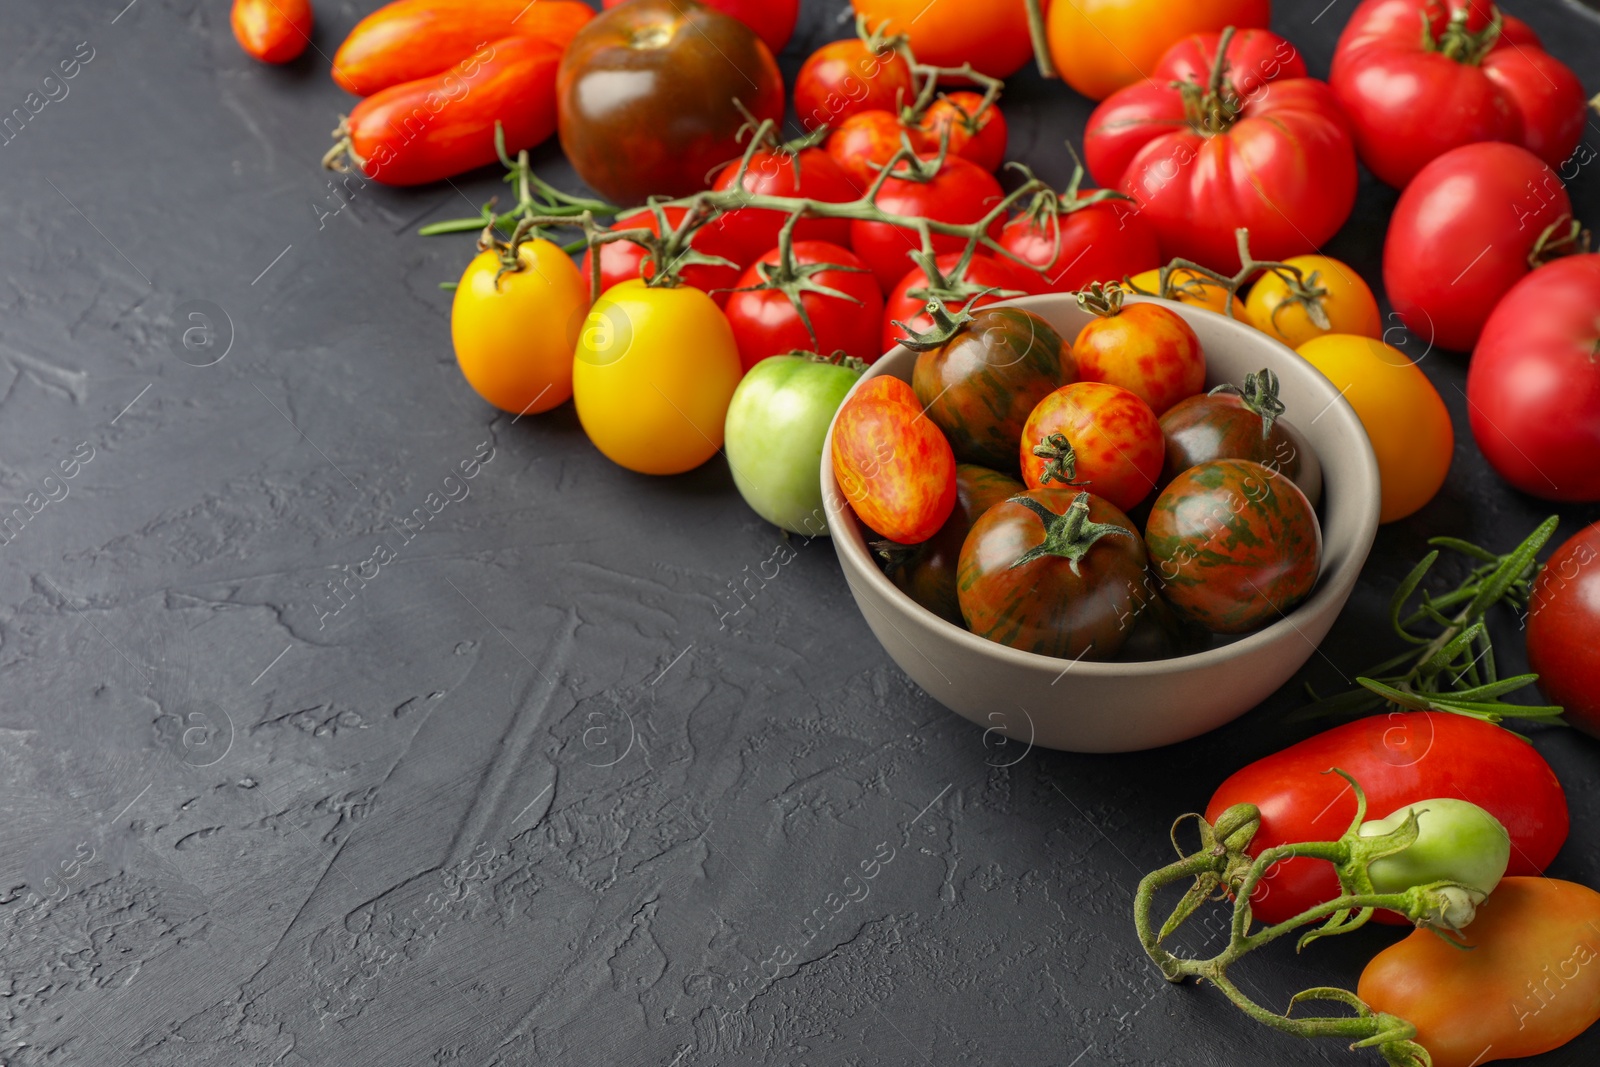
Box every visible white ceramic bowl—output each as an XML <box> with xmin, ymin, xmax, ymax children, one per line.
<box><xmin>821</xmin><ymin>294</ymin><xmax>1381</xmax><ymax>753</ymax></box>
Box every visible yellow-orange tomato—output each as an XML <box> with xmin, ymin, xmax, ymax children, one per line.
<box><xmin>1297</xmin><ymin>334</ymin><xmax>1452</xmax><ymax>523</ymax></box>
<box><xmin>452</xmin><ymin>240</ymin><xmax>589</xmax><ymax>416</ymax></box>
<box><xmin>572</xmin><ymin>280</ymin><xmax>742</xmax><ymax>475</ymax></box>
<box><xmin>850</xmin><ymin>0</ymin><xmax>1033</xmax><ymax>80</ymax></box>
<box><xmin>231</xmin><ymin>0</ymin><xmax>312</xmax><ymax>64</ymax></box>
<box><xmin>1359</xmin><ymin>878</ymin><xmax>1600</xmax><ymax>1067</ymax></box>
<box><xmin>1045</xmin><ymin>0</ymin><xmax>1272</xmax><ymax>101</ymax></box>
<box><xmin>1129</xmin><ymin>267</ymin><xmax>1234</xmax><ymax>316</ymax></box>
<box><xmin>1246</xmin><ymin>255</ymin><xmax>1382</xmax><ymax>348</ymax></box>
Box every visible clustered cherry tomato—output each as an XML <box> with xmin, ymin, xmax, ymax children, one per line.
<box><xmin>795</xmin><ymin>35</ymin><xmax>916</xmax><ymax>132</ymax></box>
<box><xmin>725</xmin><ymin>242</ymin><xmax>884</xmax><ymax>371</ymax></box>
<box><xmin>882</xmin><ymin>252</ymin><xmax>1041</xmax><ymax>354</ymax></box>
<box><xmin>850</xmin><ymin>155</ymin><xmax>1005</xmax><ymax>292</ymax></box>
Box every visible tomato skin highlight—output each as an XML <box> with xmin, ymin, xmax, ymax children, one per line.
<box><xmin>849</xmin><ymin>157</ymin><xmax>1005</xmax><ymax>293</ymax></box>
<box><xmin>886</xmin><ymin>464</ymin><xmax>1024</xmax><ymax>625</ymax></box>
<box><xmin>343</xmin><ymin>37</ymin><xmax>560</xmax><ymax>187</ymax></box>
<box><xmin>1000</xmin><ymin>197</ymin><xmax>1161</xmax><ymax>295</ymax></box>
<box><xmin>1020</xmin><ymin>383</ymin><xmax>1164</xmax><ymax>513</ymax></box>
<box><xmin>580</xmin><ymin>207</ymin><xmax>747</xmax><ymax>306</ymax></box>
<box><xmin>796</xmin><ymin>39</ymin><xmax>916</xmax><ymax>133</ymax></box>
<box><xmin>1465</xmin><ymin>254</ymin><xmax>1600</xmax><ymax>502</ymax></box>
<box><xmin>709</xmin><ymin>149</ymin><xmax>858</xmax><ymax>266</ymax></box>
<box><xmin>831</xmin><ymin>380</ymin><xmax>957</xmax><ymax>544</ymax></box>
<box><xmin>1384</xmin><ymin>142</ymin><xmax>1573</xmax><ymax>353</ymax></box>
<box><xmin>1144</xmin><ymin>458</ymin><xmax>1320</xmax><ymax>634</ymax></box>
<box><xmin>1359</xmin><ymin>878</ymin><xmax>1600</xmax><ymax>1067</ymax></box>
<box><xmin>451</xmin><ymin>240</ymin><xmax>590</xmax><ymax>415</ymax></box>
<box><xmin>232</xmin><ymin>0</ymin><xmax>312</xmax><ymax>65</ymax></box>
<box><xmin>725</xmin><ymin>242</ymin><xmax>885</xmax><ymax>371</ymax></box>
<box><xmin>1205</xmin><ymin>712</ymin><xmax>1570</xmax><ymax>927</ymax></box>
<box><xmin>572</xmin><ymin>280</ymin><xmax>743</xmax><ymax>476</ymax></box>
<box><xmin>331</xmin><ymin>0</ymin><xmax>592</xmax><ymax>96</ymax></box>
<box><xmin>1072</xmin><ymin>302</ymin><xmax>1205</xmax><ymax>416</ymax></box>
<box><xmin>1528</xmin><ymin>522</ymin><xmax>1600</xmax><ymax>739</ymax></box>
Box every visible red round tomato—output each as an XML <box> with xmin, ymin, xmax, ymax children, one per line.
<box><xmin>1084</xmin><ymin>38</ymin><xmax>1356</xmax><ymax>271</ymax></box>
<box><xmin>709</xmin><ymin>146</ymin><xmax>858</xmax><ymax>266</ymax></box>
<box><xmin>601</xmin><ymin>0</ymin><xmax>796</xmax><ymax>56</ymax></box>
<box><xmin>724</xmin><ymin>241</ymin><xmax>885</xmax><ymax>370</ymax></box>
<box><xmin>1020</xmin><ymin>382</ymin><xmax>1164</xmax><ymax>513</ymax></box>
<box><xmin>957</xmin><ymin>489</ymin><xmax>1151</xmax><ymax>660</ymax></box>
<box><xmin>882</xmin><ymin>252</ymin><xmax>1042</xmax><ymax>354</ymax></box>
<box><xmin>582</xmin><ymin>207</ymin><xmax>746</xmax><ymax>306</ymax></box>
<box><xmin>1466</xmin><ymin>254</ymin><xmax>1600</xmax><ymax>500</ymax></box>
<box><xmin>795</xmin><ymin>37</ymin><xmax>915</xmax><ymax>132</ymax></box>
<box><xmin>1385</xmin><ymin>142</ymin><xmax>1577</xmax><ymax>353</ymax></box>
<box><xmin>914</xmin><ymin>92</ymin><xmax>1008</xmax><ymax>173</ymax></box>
<box><xmin>826</xmin><ymin>110</ymin><xmax>913</xmax><ymax>190</ymax></box>
<box><xmin>1205</xmin><ymin>711</ymin><xmax>1570</xmax><ymax>927</ymax></box>
<box><xmin>999</xmin><ymin>188</ymin><xmax>1162</xmax><ymax>294</ymax></box>
<box><xmin>1072</xmin><ymin>291</ymin><xmax>1205</xmax><ymax>415</ymax></box>
<box><xmin>832</xmin><ymin>375</ymin><xmax>957</xmax><ymax>543</ymax></box>
<box><xmin>1144</xmin><ymin>458</ymin><xmax>1321</xmax><ymax>633</ymax></box>
<box><xmin>850</xmin><ymin>156</ymin><xmax>1005</xmax><ymax>293</ymax></box>
<box><xmin>1330</xmin><ymin>0</ymin><xmax>1587</xmax><ymax>189</ymax></box>
<box><xmin>1528</xmin><ymin>522</ymin><xmax>1600</xmax><ymax>739</ymax></box>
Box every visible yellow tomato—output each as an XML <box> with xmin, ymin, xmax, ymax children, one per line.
<box><xmin>451</xmin><ymin>239</ymin><xmax>589</xmax><ymax>415</ymax></box>
<box><xmin>1246</xmin><ymin>255</ymin><xmax>1382</xmax><ymax>348</ymax></box>
<box><xmin>1045</xmin><ymin>0</ymin><xmax>1273</xmax><ymax>101</ymax></box>
<box><xmin>573</xmin><ymin>280</ymin><xmax>742</xmax><ymax>476</ymax></box>
<box><xmin>1128</xmin><ymin>267</ymin><xmax>1234</xmax><ymax>316</ymax></box>
<box><xmin>1297</xmin><ymin>334</ymin><xmax>1453</xmax><ymax>524</ymax></box>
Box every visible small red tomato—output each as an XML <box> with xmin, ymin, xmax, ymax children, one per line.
<box><xmin>832</xmin><ymin>376</ymin><xmax>957</xmax><ymax>543</ymax></box>
<box><xmin>915</xmin><ymin>92</ymin><xmax>1008</xmax><ymax>173</ymax></box>
<box><xmin>1071</xmin><ymin>287</ymin><xmax>1205</xmax><ymax>415</ymax></box>
<box><xmin>795</xmin><ymin>37</ymin><xmax>916</xmax><ymax>132</ymax></box>
<box><xmin>999</xmin><ymin>186</ymin><xmax>1162</xmax><ymax>294</ymax></box>
<box><xmin>710</xmin><ymin>147</ymin><xmax>858</xmax><ymax>266</ymax></box>
<box><xmin>724</xmin><ymin>241</ymin><xmax>885</xmax><ymax>370</ymax></box>
<box><xmin>232</xmin><ymin>0</ymin><xmax>312</xmax><ymax>64</ymax></box>
<box><xmin>1144</xmin><ymin>458</ymin><xmax>1321</xmax><ymax>633</ymax></box>
<box><xmin>1020</xmin><ymin>382</ymin><xmax>1164</xmax><ymax>513</ymax></box>
<box><xmin>1528</xmin><ymin>521</ymin><xmax>1600</xmax><ymax>739</ymax></box>
<box><xmin>882</xmin><ymin>253</ymin><xmax>1042</xmax><ymax>355</ymax></box>
<box><xmin>582</xmin><ymin>207</ymin><xmax>746</xmax><ymax>306</ymax></box>
<box><xmin>850</xmin><ymin>156</ymin><xmax>1006</xmax><ymax>293</ymax></box>
<box><xmin>826</xmin><ymin>110</ymin><xmax>918</xmax><ymax>189</ymax></box>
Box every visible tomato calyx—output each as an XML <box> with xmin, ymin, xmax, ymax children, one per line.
<box><xmin>1129</xmin><ymin>228</ymin><xmax>1315</xmax><ymax>320</ymax></box>
<box><xmin>1209</xmin><ymin>368</ymin><xmax>1287</xmax><ymax>439</ymax></box>
<box><xmin>1007</xmin><ymin>491</ymin><xmax>1131</xmax><ymax>575</ymax></box>
<box><xmin>1173</xmin><ymin>26</ymin><xmax>1246</xmax><ymax>137</ymax></box>
<box><xmin>1029</xmin><ymin>433</ymin><xmax>1087</xmax><ymax>490</ymax></box>
<box><xmin>1076</xmin><ymin>281</ymin><xmax>1127</xmax><ymax>319</ymax></box>
<box><xmin>1526</xmin><ymin>213</ymin><xmax>1593</xmax><ymax>269</ymax></box>
<box><xmin>892</xmin><ymin>290</ymin><xmax>986</xmax><ymax>351</ymax></box>
<box><xmin>896</xmin><ymin>54</ymin><xmax>1004</xmax><ymax>131</ymax></box>
<box><xmin>1421</xmin><ymin>4</ymin><xmax>1503</xmax><ymax>67</ymax></box>
<box><xmin>724</xmin><ymin>218</ymin><xmax>872</xmax><ymax>350</ymax></box>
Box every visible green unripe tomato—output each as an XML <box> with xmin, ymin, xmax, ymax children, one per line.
<box><xmin>724</xmin><ymin>354</ymin><xmax>862</xmax><ymax>536</ymax></box>
<box><xmin>1360</xmin><ymin>797</ymin><xmax>1511</xmax><ymax>898</ymax></box>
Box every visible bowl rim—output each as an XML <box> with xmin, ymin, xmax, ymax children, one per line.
<box><xmin>820</xmin><ymin>293</ymin><xmax>1382</xmax><ymax>678</ymax></box>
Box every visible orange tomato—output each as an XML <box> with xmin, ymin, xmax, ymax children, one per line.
<box><xmin>1073</xmin><ymin>300</ymin><xmax>1206</xmax><ymax>415</ymax></box>
<box><xmin>1128</xmin><ymin>267</ymin><xmax>1234</xmax><ymax>316</ymax></box>
<box><xmin>231</xmin><ymin>0</ymin><xmax>312</xmax><ymax>64</ymax></box>
<box><xmin>1045</xmin><ymin>0</ymin><xmax>1273</xmax><ymax>101</ymax></box>
<box><xmin>1245</xmin><ymin>255</ymin><xmax>1382</xmax><ymax>348</ymax></box>
<box><xmin>1359</xmin><ymin>877</ymin><xmax>1600</xmax><ymax>1067</ymax></box>
<box><xmin>849</xmin><ymin>0</ymin><xmax>1034</xmax><ymax>80</ymax></box>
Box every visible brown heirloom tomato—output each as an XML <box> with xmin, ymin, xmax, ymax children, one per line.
<box><xmin>1020</xmin><ymin>382</ymin><xmax>1164</xmax><ymax>514</ymax></box>
<box><xmin>957</xmin><ymin>490</ymin><xmax>1151</xmax><ymax>660</ymax></box>
<box><xmin>1071</xmin><ymin>286</ymin><xmax>1205</xmax><ymax>415</ymax></box>
<box><xmin>1158</xmin><ymin>369</ymin><xmax>1322</xmax><ymax>505</ymax></box>
<box><xmin>1145</xmin><ymin>459</ymin><xmax>1321</xmax><ymax>634</ymax></box>
<box><xmin>884</xmin><ymin>465</ymin><xmax>1024</xmax><ymax>625</ymax></box>
<box><xmin>911</xmin><ymin>307</ymin><xmax>1076</xmax><ymax>473</ymax></box>
<box><xmin>556</xmin><ymin>0</ymin><xmax>784</xmax><ymax>205</ymax></box>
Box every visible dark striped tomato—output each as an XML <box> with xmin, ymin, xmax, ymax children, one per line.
<box><xmin>1144</xmin><ymin>458</ymin><xmax>1321</xmax><ymax>633</ymax></box>
<box><xmin>884</xmin><ymin>464</ymin><xmax>1024</xmax><ymax>625</ymax></box>
<box><xmin>911</xmin><ymin>307</ymin><xmax>1076</xmax><ymax>473</ymax></box>
<box><xmin>1020</xmin><ymin>382</ymin><xmax>1163</xmax><ymax>512</ymax></box>
<box><xmin>1158</xmin><ymin>370</ymin><xmax>1317</xmax><ymax>500</ymax></box>
<box><xmin>957</xmin><ymin>489</ymin><xmax>1150</xmax><ymax>660</ymax></box>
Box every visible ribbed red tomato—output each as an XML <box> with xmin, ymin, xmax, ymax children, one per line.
<box><xmin>850</xmin><ymin>157</ymin><xmax>1005</xmax><ymax>292</ymax></box>
<box><xmin>724</xmin><ymin>241</ymin><xmax>885</xmax><ymax>370</ymax></box>
<box><xmin>581</xmin><ymin>207</ymin><xmax>747</xmax><ymax>306</ymax></box>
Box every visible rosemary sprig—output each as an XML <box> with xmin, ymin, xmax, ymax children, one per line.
<box><xmin>1301</xmin><ymin>517</ymin><xmax>1565</xmax><ymax>727</ymax></box>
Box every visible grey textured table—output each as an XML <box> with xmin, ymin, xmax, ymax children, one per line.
<box><xmin>3</xmin><ymin>2</ymin><xmax>1598</xmax><ymax>1065</ymax></box>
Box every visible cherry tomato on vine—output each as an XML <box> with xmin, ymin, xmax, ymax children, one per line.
<box><xmin>604</xmin><ymin>0</ymin><xmax>798</xmax><ymax>56</ymax></box>
<box><xmin>831</xmin><ymin>375</ymin><xmax>957</xmax><ymax>544</ymax></box>
<box><xmin>850</xmin><ymin>0</ymin><xmax>1034</xmax><ymax>80</ymax></box>
<box><xmin>826</xmin><ymin>110</ymin><xmax>911</xmax><ymax>190</ymax></box>
<box><xmin>1331</xmin><ymin>0</ymin><xmax>1588</xmax><ymax>188</ymax></box>
<box><xmin>883</xmin><ymin>464</ymin><xmax>1024</xmax><ymax>625</ymax></box>
<box><xmin>1244</xmin><ymin>255</ymin><xmax>1380</xmax><ymax>348</ymax></box>
<box><xmin>572</xmin><ymin>280</ymin><xmax>742</xmax><ymax>476</ymax></box>
<box><xmin>913</xmin><ymin>92</ymin><xmax>1008</xmax><ymax>173</ymax></box>
<box><xmin>958</xmin><ymin>489</ymin><xmax>1151</xmax><ymax>659</ymax></box>
<box><xmin>1297</xmin><ymin>334</ymin><xmax>1452</xmax><ymax>524</ymax></box>
<box><xmin>795</xmin><ymin>36</ymin><xmax>916</xmax><ymax>132</ymax></box>
<box><xmin>882</xmin><ymin>252</ymin><xmax>1043</xmax><ymax>355</ymax></box>
<box><xmin>581</xmin><ymin>207</ymin><xmax>746</xmax><ymax>306</ymax></box>
<box><xmin>710</xmin><ymin>147</ymin><xmax>857</xmax><ymax>265</ymax></box>
<box><xmin>1044</xmin><ymin>0</ymin><xmax>1272</xmax><ymax>102</ymax></box>
<box><xmin>1385</xmin><ymin>142</ymin><xmax>1578</xmax><ymax>353</ymax></box>
<box><xmin>1358</xmin><ymin>798</ymin><xmax>1510</xmax><ymax>899</ymax></box>
<box><xmin>850</xmin><ymin>156</ymin><xmax>1005</xmax><ymax>293</ymax></box>
<box><xmin>1020</xmin><ymin>382</ymin><xmax>1164</xmax><ymax>513</ymax></box>
<box><xmin>452</xmin><ymin>239</ymin><xmax>589</xmax><ymax>416</ymax></box>
<box><xmin>1000</xmin><ymin>188</ymin><xmax>1161</xmax><ymax>295</ymax></box>
<box><xmin>1528</xmin><ymin>521</ymin><xmax>1600</xmax><ymax>739</ymax></box>
<box><xmin>1071</xmin><ymin>288</ymin><xmax>1205</xmax><ymax>415</ymax></box>
<box><xmin>1144</xmin><ymin>458</ymin><xmax>1321</xmax><ymax>633</ymax></box>
<box><xmin>1159</xmin><ymin>370</ymin><xmax>1321</xmax><ymax>506</ymax></box>
<box><xmin>1466</xmin><ymin>253</ymin><xmax>1600</xmax><ymax>501</ymax></box>
<box><xmin>232</xmin><ymin>0</ymin><xmax>312</xmax><ymax>64</ymax></box>
<box><xmin>1128</xmin><ymin>267</ymin><xmax>1232</xmax><ymax>316</ymax></box>
<box><xmin>910</xmin><ymin>306</ymin><xmax>1076</xmax><ymax>472</ymax></box>
<box><xmin>724</xmin><ymin>241</ymin><xmax>885</xmax><ymax>371</ymax></box>
<box><xmin>1360</xmin><ymin>878</ymin><xmax>1600</xmax><ymax>1067</ymax></box>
